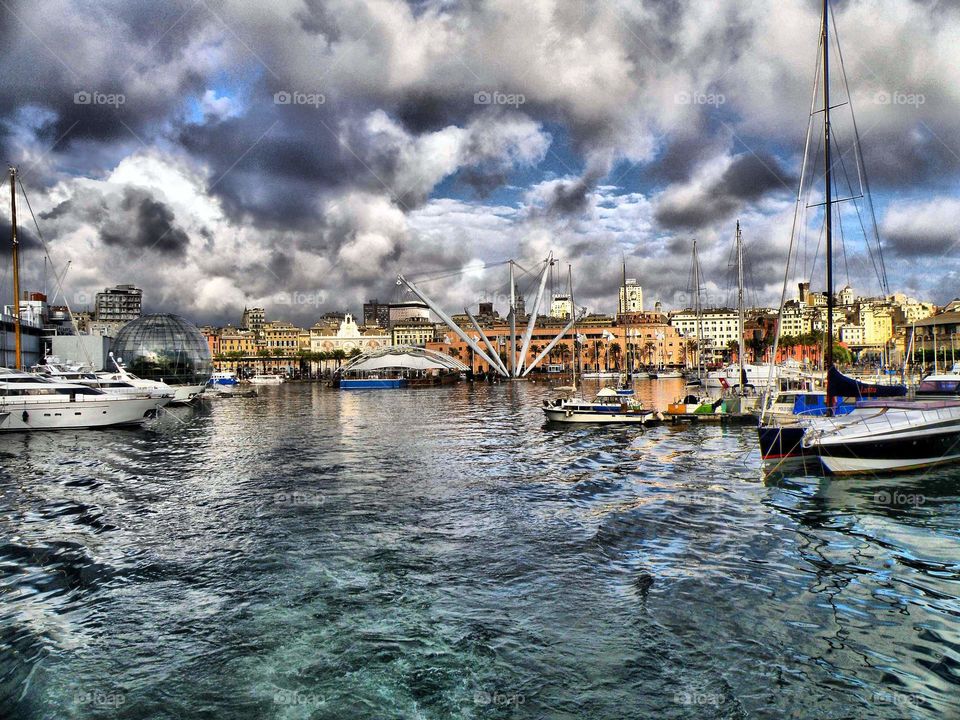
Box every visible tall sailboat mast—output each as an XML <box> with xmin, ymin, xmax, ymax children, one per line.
<box><xmin>568</xmin><ymin>264</ymin><xmax>578</xmax><ymax>392</ymax></box>
<box><xmin>736</xmin><ymin>221</ymin><xmax>746</xmax><ymax>392</ymax></box>
<box><xmin>509</xmin><ymin>260</ymin><xmax>517</xmax><ymax>377</ymax></box>
<box><xmin>823</xmin><ymin>0</ymin><xmax>835</xmax><ymax>403</ymax></box>
<box><xmin>9</xmin><ymin>166</ymin><xmax>22</xmax><ymax>370</ymax></box>
<box><xmin>621</xmin><ymin>260</ymin><xmax>631</xmax><ymax>386</ymax></box>
<box><xmin>693</xmin><ymin>240</ymin><xmax>703</xmax><ymax>379</ymax></box>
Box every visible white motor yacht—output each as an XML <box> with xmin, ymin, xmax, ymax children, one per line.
<box><xmin>32</xmin><ymin>357</ymin><xmax>173</xmax><ymax>400</ymax></box>
<box><xmin>0</xmin><ymin>369</ymin><xmax>170</xmax><ymax>431</ymax></box>
<box><xmin>249</xmin><ymin>374</ymin><xmax>285</xmax><ymax>385</ymax></box>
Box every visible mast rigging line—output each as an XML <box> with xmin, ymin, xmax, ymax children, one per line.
<box><xmin>830</xmin><ymin>0</ymin><xmax>888</xmax><ymax>294</ymax></box>
<box><xmin>761</xmin><ymin>14</ymin><xmax>823</xmax><ymax>422</ymax></box>
<box><xmin>15</xmin><ymin>173</ymin><xmax>91</xmax><ymax>366</ymax></box>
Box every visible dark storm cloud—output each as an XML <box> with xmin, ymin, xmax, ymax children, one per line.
<box><xmin>885</xmin><ymin>226</ymin><xmax>959</xmax><ymax>256</ymax></box>
<box><xmin>0</xmin><ymin>1</ymin><xmax>207</xmax><ymax>159</ymax></box>
<box><xmin>99</xmin><ymin>187</ymin><xmax>190</xmax><ymax>256</ymax></box>
<box><xmin>722</xmin><ymin>152</ymin><xmax>794</xmax><ymax>199</ymax></box>
<box><xmin>1</xmin><ymin>0</ymin><xmax>958</xmax><ymax>320</ymax></box>
<box><xmin>395</xmin><ymin>91</ymin><xmax>463</xmax><ymax>134</ymax></box>
<box><xmin>645</xmin><ymin>117</ymin><xmax>727</xmax><ymax>185</ymax></box>
<box><xmin>457</xmin><ymin>169</ymin><xmax>507</xmax><ymax>198</ymax></box>
<box><xmin>176</xmin><ymin>108</ymin><xmax>352</xmax><ymax>228</ymax></box>
<box><xmin>295</xmin><ymin>0</ymin><xmax>342</xmax><ymax>38</ymax></box>
<box><xmin>546</xmin><ymin>177</ymin><xmax>592</xmax><ymax>215</ymax></box>
<box><xmin>0</xmin><ymin>222</ymin><xmax>41</xmax><ymax>252</ymax></box>
<box><xmin>858</xmin><ymin>124</ymin><xmax>960</xmax><ymax>188</ymax></box>
<box><xmin>655</xmin><ymin>151</ymin><xmax>795</xmax><ymax>229</ymax></box>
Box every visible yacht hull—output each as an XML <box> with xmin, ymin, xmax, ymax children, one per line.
<box><xmin>758</xmin><ymin>425</ymin><xmax>809</xmax><ymax>460</ymax></box>
<box><xmin>0</xmin><ymin>395</ymin><xmax>167</xmax><ymax>431</ymax></box>
<box><xmin>816</xmin><ymin>428</ymin><xmax>960</xmax><ymax>474</ymax></box>
<box><xmin>170</xmin><ymin>383</ymin><xmax>207</xmax><ymax>404</ymax></box>
<box><xmin>805</xmin><ymin>402</ymin><xmax>960</xmax><ymax>475</ymax></box>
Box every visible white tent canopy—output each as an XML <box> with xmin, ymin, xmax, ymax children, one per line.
<box><xmin>339</xmin><ymin>345</ymin><xmax>469</xmax><ymax>374</ymax></box>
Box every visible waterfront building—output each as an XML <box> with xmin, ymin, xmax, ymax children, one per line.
<box><xmin>200</xmin><ymin>326</ymin><xmax>221</xmax><ymax>357</ymax></box>
<box><xmin>618</xmin><ymin>279</ymin><xmax>643</xmax><ymax>315</ymax></box>
<box><xmin>262</xmin><ymin>321</ymin><xmax>301</xmax><ymax>354</ymax></box>
<box><xmin>0</xmin><ymin>309</ymin><xmax>43</xmax><ymax>367</ymax></box>
<box><xmin>221</xmin><ymin>327</ymin><xmax>258</xmax><ymax>356</ymax></box>
<box><xmin>50</xmin><ymin>335</ymin><xmax>112</xmax><ymax>370</ymax></box>
<box><xmin>86</xmin><ymin>320</ymin><xmax>125</xmax><ymax>337</ymax></box>
<box><xmin>391</xmin><ymin>317</ymin><xmax>438</xmax><ymax>347</ymax></box>
<box><xmin>838</xmin><ymin>285</ymin><xmax>855</xmax><ymax>306</ymax></box>
<box><xmin>886</xmin><ymin>293</ymin><xmax>936</xmax><ymax>325</ymax></box>
<box><xmin>3</xmin><ymin>291</ymin><xmax>48</xmax><ymax>328</ymax></box>
<box><xmin>908</xmin><ymin>310</ymin><xmax>960</xmax><ymax>363</ymax></box>
<box><xmin>240</xmin><ymin>307</ymin><xmax>265</xmax><ymax>336</ymax></box>
<box><xmin>669</xmin><ymin>308</ymin><xmax>740</xmax><ymax>350</ymax></box>
<box><xmin>550</xmin><ymin>295</ymin><xmax>572</xmax><ymax>320</ymax></box>
<box><xmin>426</xmin><ymin>312</ymin><xmax>684</xmax><ymax>374</ymax></box>
<box><xmin>858</xmin><ymin>304</ymin><xmax>893</xmax><ymax>346</ymax></box>
<box><xmin>362</xmin><ymin>299</ymin><xmax>390</xmax><ymax>328</ymax></box>
<box><xmin>95</xmin><ymin>284</ymin><xmax>142</xmax><ymax>324</ymax></box>
<box><xmin>778</xmin><ymin>301</ymin><xmax>813</xmax><ymax>337</ymax></box>
<box><xmin>388</xmin><ymin>300</ymin><xmax>430</xmax><ymax>328</ymax></box>
<box><xmin>310</xmin><ymin>314</ymin><xmax>390</xmax><ymax>354</ymax></box>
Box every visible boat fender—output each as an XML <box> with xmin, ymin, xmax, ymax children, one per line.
<box><xmin>565</xmin><ymin>410</ymin><xmax>572</xmax><ymax>417</ymax></box>
<box><xmin>22</xmin><ymin>411</ymin><xmax>29</xmax><ymax>423</ymax></box>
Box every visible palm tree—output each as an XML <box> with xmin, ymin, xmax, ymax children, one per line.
<box><xmin>609</xmin><ymin>343</ymin><xmax>622</xmax><ymax>371</ymax></box>
<box><xmin>685</xmin><ymin>338</ymin><xmax>699</xmax><ymax>369</ymax></box>
<box><xmin>316</xmin><ymin>350</ymin><xmax>330</xmax><ymax>376</ymax></box>
<box><xmin>332</xmin><ymin>349</ymin><xmax>347</xmax><ymax>369</ymax></box>
<box><xmin>643</xmin><ymin>341</ymin><xmax>656</xmax><ymax>367</ymax></box>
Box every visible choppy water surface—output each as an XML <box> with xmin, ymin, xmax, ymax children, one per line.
<box><xmin>2</xmin><ymin>380</ymin><xmax>959</xmax><ymax>719</ymax></box>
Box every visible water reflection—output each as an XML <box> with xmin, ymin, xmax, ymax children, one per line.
<box><xmin>0</xmin><ymin>380</ymin><xmax>957</xmax><ymax>718</ymax></box>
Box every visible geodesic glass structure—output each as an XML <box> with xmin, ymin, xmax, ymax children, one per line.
<box><xmin>110</xmin><ymin>314</ymin><xmax>212</xmax><ymax>386</ymax></box>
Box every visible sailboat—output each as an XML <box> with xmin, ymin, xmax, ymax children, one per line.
<box><xmin>1</xmin><ymin>166</ymin><xmax>169</xmax><ymax>431</ymax></box>
<box><xmin>667</xmin><ymin>241</ymin><xmax>719</xmax><ymax>415</ymax></box>
<box><xmin>543</xmin><ymin>265</ymin><xmax>658</xmax><ymax>424</ymax></box>
<box><xmin>759</xmin><ymin>0</ymin><xmax>960</xmax><ymax>473</ymax></box>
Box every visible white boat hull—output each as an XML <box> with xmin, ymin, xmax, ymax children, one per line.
<box><xmin>805</xmin><ymin>402</ymin><xmax>960</xmax><ymax>475</ymax></box>
<box><xmin>171</xmin><ymin>383</ymin><xmax>207</xmax><ymax>404</ymax></box>
<box><xmin>542</xmin><ymin>407</ymin><xmax>656</xmax><ymax>424</ymax></box>
<box><xmin>0</xmin><ymin>395</ymin><xmax>168</xmax><ymax>431</ymax></box>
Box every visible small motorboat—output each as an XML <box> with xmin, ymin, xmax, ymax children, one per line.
<box><xmin>542</xmin><ymin>387</ymin><xmax>660</xmax><ymax>424</ymax></box>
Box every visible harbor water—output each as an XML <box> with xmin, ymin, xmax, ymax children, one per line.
<box><xmin>2</xmin><ymin>380</ymin><xmax>959</xmax><ymax>719</ymax></box>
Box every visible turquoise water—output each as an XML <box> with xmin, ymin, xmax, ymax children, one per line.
<box><xmin>1</xmin><ymin>381</ymin><xmax>959</xmax><ymax>718</ymax></box>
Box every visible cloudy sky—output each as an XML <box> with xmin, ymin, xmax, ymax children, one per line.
<box><xmin>1</xmin><ymin>0</ymin><xmax>958</xmax><ymax>326</ymax></box>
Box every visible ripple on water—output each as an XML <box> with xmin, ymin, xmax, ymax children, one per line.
<box><xmin>1</xmin><ymin>382</ymin><xmax>959</xmax><ymax>718</ymax></box>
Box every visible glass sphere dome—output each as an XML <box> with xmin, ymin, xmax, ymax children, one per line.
<box><xmin>110</xmin><ymin>314</ymin><xmax>212</xmax><ymax>386</ymax></box>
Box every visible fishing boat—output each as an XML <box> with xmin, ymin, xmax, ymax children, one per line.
<box><xmin>758</xmin><ymin>0</ymin><xmax>959</xmax><ymax>474</ymax></box>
